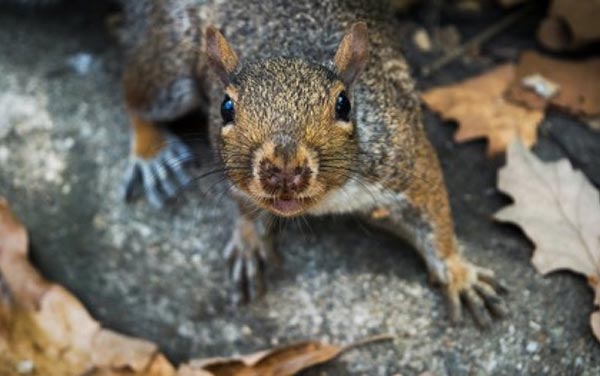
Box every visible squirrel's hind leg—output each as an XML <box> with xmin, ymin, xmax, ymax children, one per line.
<box><xmin>119</xmin><ymin>3</ymin><xmax>207</xmax><ymax>207</ymax></box>
<box><xmin>364</xmin><ymin>137</ymin><xmax>508</xmax><ymax>327</ymax></box>
<box><xmin>122</xmin><ymin>113</ymin><xmax>194</xmax><ymax>208</ymax></box>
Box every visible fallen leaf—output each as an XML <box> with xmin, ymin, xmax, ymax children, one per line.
<box><xmin>506</xmin><ymin>51</ymin><xmax>600</xmax><ymax>118</ymax></box>
<box><xmin>179</xmin><ymin>335</ymin><xmax>392</xmax><ymax>376</ymax></box>
<box><xmin>0</xmin><ymin>198</ymin><xmax>176</xmax><ymax>376</ymax></box>
<box><xmin>0</xmin><ymin>197</ymin><xmax>392</xmax><ymax>374</ymax></box>
<box><xmin>421</xmin><ymin>64</ymin><xmax>544</xmax><ymax>155</ymax></box>
<box><xmin>537</xmin><ymin>0</ymin><xmax>600</xmax><ymax>51</ymax></box>
<box><xmin>494</xmin><ymin>139</ymin><xmax>600</xmax><ymax>342</ymax></box>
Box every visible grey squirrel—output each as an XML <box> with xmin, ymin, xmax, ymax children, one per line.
<box><xmin>17</xmin><ymin>0</ymin><xmax>509</xmax><ymax>327</ymax></box>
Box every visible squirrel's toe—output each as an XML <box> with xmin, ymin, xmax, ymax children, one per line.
<box><xmin>444</xmin><ymin>258</ymin><xmax>509</xmax><ymax>328</ymax></box>
<box><xmin>226</xmin><ymin>242</ymin><xmax>267</xmax><ymax>305</ymax></box>
<box><xmin>224</xmin><ymin>224</ymin><xmax>276</xmax><ymax>305</ymax></box>
<box><xmin>461</xmin><ymin>289</ymin><xmax>493</xmax><ymax>328</ymax></box>
<box><xmin>122</xmin><ymin>136</ymin><xmax>194</xmax><ymax>208</ymax></box>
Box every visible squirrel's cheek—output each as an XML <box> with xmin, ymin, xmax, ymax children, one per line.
<box><xmin>221</xmin><ymin>124</ymin><xmax>235</xmax><ymax>137</ymax></box>
<box><xmin>334</xmin><ymin>120</ymin><xmax>354</xmax><ymax>135</ymax></box>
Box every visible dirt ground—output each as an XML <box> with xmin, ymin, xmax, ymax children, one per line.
<box><xmin>0</xmin><ymin>3</ymin><xmax>599</xmax><ymax>375</ymax></box>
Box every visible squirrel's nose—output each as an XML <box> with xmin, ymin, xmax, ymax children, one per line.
<box><xmin>258</xmin><ymin>159</ymin><xmax>312</xmax><ymax>194</ymax></box>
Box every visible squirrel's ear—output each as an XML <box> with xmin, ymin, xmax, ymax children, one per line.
<box><xmin>334</xmin><ymin>22</ymin><xmax>369</xmax><ymax>86</ymax></box>
<box><xmin>206</xmin><ymin>26</ymin><xmax>239</xmax><ymax>85</ymax></box>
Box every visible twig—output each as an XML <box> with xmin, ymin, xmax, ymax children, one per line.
<box><xmin>421</xmin><ymin>5</ymin><xmax>531</xmax><ymax>77</ymax></box>
<box><xmin>340</xmin><ymin>334</ymin><xmax>395</xmax><ymax>355</ymax></box>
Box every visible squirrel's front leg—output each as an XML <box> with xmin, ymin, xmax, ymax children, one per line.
<box><xmin>365</xmin><ymin>138</ymin><xmax>508</xmax><ymax>327</ymax></box>
<box><xmin>224</xmin><ymin>200</ymin><xmax>279</xmax><ymax>304</ymax></box>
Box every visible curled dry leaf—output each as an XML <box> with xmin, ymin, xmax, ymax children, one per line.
<box><xmin>494</xmin><ymin>139</ymin><xmax>600</xmax><ymax>342</ymax></box>
<box><xmin>0</xmin><ymin>198</ymin><xmax>175</xmax><ymax>376</ymax></box>
<box><xmin>506</xmin><ymin>51</ymin><xmax>600</xmax><ymax>118</ymax></box>
<box><xmin>538</xmin><ymin>0</ymin><xmax>600</xmax><ymax>51</ymax></box>
<box><xmin>421</xmin><ymin>64</ymin><xmax>544</xmax><ymax>155</ymax></box>
<box><xmin>179</xmin><ymin>335</ymin><xmax>393</xmax><ymax>376</ymax></box>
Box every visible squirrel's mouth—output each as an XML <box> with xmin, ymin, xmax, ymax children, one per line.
<box><xmin>263</xmin><ymin>196</ymin><xmax>313</xmax><ymax>217</ymax></box>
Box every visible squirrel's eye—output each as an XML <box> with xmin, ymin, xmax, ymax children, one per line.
<box><xmin>335</xmin><ymin>91</ymin><xmax>351</xmax><ymax>121</ymax></box>
<box><xmin>221</xmin><ymin>95</ymin><xmax>235</xmax><ymax>124</ymax></box>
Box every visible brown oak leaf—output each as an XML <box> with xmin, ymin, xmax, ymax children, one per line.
<box><xmin>421</xmin><ymin>64</ymin><xmax>544</xmax><ymax>155</ymax></box>
<box><xmin>538</xmin><ymin>0</ymin><xmax>600</xmax><ymax>51</ymax></box>
<box><xmin>506</xmin><ymin>51</ymin><xmax>600</xmax><ymax>118</ymax></box>
<box><xmin>494</xmin><ymin>139</ymin><xmax>600</xmax><ymax>342</ymax></box>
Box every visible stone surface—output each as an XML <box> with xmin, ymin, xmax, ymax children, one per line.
<box><xmin>1</xmin><ymin>5</ymin><xmax>599</xmax><ymax>376</ymax></box>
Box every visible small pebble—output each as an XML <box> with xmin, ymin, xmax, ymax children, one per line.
<box><xmin>241</xmin><ymin>325</ymin><xmax>252</xmax><ymax>336</ymax></box>
<box><xmin>526</xmin><ymin>341</ymin><xmax>540</xmax><ymax>353</ymax></box>
<box><xmin>549</xmin><ymin>326</ymin><xmax>564</xmax><ymax>342</ymax></box>
<box><xmin>528</xmin><ymin>320</ymin><xmax>541</xmax><ymax>331</ymax></box>
<box><xmin>0</xmin><ymin>146</ymin><xmax>9</xmax><ymax>163</ymax></box>
<box><xmin>66</xmin><ymin>52</ymin><xmax>94</xmax><ymax>75</ymax></box>
<box><xmin>413</xmin><ymin>28</ymin><xmax>432</xmax><ymax>52</ymax></box>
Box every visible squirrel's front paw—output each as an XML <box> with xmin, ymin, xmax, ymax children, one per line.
<box><xmin>223</xmin><ymin>218</ymin><xmax>278</xmax><ymax>304</ymax></box>
<box><xmin>443</xmin><ymin>255</ymin><xmax>508</xmax><ymax>328</ymax></box>
<box><xmin>122</xmin><ymin>135</ymin><xmax>193</xmax><ymax>208</ymax></box>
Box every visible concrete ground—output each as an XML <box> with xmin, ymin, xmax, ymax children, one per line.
<box><xmin>0</xmin><ymin>4</ymin><xmax>599</xmax><ymax>375</ymax></box>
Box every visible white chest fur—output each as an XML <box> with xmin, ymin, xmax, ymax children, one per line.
<box><xmin>308</xmin><ymin>180</ymin><xmax>403</xmax><ymax>216</ymax></box>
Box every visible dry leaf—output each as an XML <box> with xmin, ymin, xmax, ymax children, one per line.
<box><xmin>0</xmin><ymin>198</ymin><xmax>176</xmax><ymax>376</ymax></box>
<box><xmin>0</xmin><ymin>197</ymin><xmax>392</xmax><ymax>374</ymax></box>
<box><xmin>538</xmin><ymin>0</ymin><xmax>600</xmax><ymax>51</ymax></box>
<box><xmin>421</xmin><ymin>64</ymin><xmax>544</xmax><ymax>155</ymax></box>
<box><xmin>506</xmin><ymin>51</ymin><xmax>600</xmax><ymax>118</ymax></box>
<box><xmin>494</xmin><ymin>139</ymin><xmax>600</xmax><ymax>342</ymax></box>
<box><xmin>179</xmin><ymin>336</ymin><xmax>392</xmax><ymax>376</ymax></box>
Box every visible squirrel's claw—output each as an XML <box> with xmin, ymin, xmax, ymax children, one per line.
<box><xmin>122</xmin><ymin>136</ymin><xmax>194</xmax><ymax>208</ymax></box>
<box><xmin>224</xmin><ymin>219</ymin><xmax>278</xmax><ymax>304</ymax></box>
<box><xmin>444</xmin><ymin>258</ymin><xmax>508</xmax><ymax>328</ymax></box>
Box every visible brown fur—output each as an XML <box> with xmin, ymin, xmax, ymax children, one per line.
<box><xmin>130</xmin><ymin>114</ymin><xmax>166</xmax><ymax>159</ymax></box>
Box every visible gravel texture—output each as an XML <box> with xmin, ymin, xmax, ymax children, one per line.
<box><xmin>0</xmin><ymin>4</ymin><xmax>599</xmax><ymax>375</ymax></box>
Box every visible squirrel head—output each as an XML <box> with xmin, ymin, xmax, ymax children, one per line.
<box><xmin>206</xmin><ymin>22</ymin><xmax>368</xmax><ymax>217</ymax></box>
